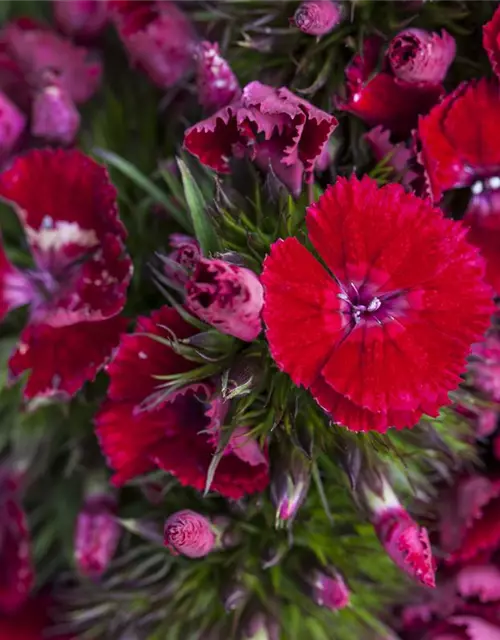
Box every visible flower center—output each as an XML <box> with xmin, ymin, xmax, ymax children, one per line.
<box><xmin>471</xmin><ymin>175</ymin><xmax>500</xmax><ymax>196</ymax></box>
<box><xmin>339</xmin><ymin>282</ymin><xmax>405</xmax><ymax>328</ymax></box>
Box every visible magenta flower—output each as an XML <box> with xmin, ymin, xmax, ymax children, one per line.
<box><xmin>310</xmin><ymin>569</ymin><xmax>350</xmax><ymax>610</ymax></box>
<box><xmin>185</xmin><ymin>258</ymin><xmax>263</xmax><ymax>342</ymax></box>
<box><xmin>184</xmin><ymin>81</ymin><xmax>338</xmax><ymax>197</ymax></box>
<box><xmin>74</xmin><ymin>493</ymin><xmax>120</xmax><ymax>579</ymax></box>
<box><xmin>469</xmin><ymin>332</ymin><xmax>500</xmax><ymax>402</ymax></box>
<box><xmin>31</xmin><ymin>83</ymin><xmax>80</xmax><ymax>145</ymax></box>
<box><xmin>484</xmin><ymin>4</ymin><xmax>500</xmax><ymax>81</ymax></box>
<box><xmin>292</xmin><ymin>0</ymin><xmax>342</xmax><ymax>36</ymax></box>
<box><xmin>53</xmin><ymin>0</ymin><xmax>109</xmax><ymax>40</ymax></box>
<box><xmin>388</xmin><ymin>28</ymin><xmax>456</xmax><ymax>85</ymax></box>
<box><xmin>0</xmin><ymin>148</ymin><xmax>132</xmax><ymax>402</ymax></box>
<box><xmin>112</xmin><ymin>0</ymin><xmax>197</xmax><ymax>89</ymax></box>
<box><xmin>363</xmin><ymin>480</ymin><xmax>435</xmax><ymax>587</ymax></box>
<box><xmin>0</xmin><ymin>91</ymin><xmax>25</xmax><ymax>160</ymax></box>
<box><xmin>196</xmin><ymin>42</ymin><xmax>241</xmax><ymax>114</ymax></box>
<box><xmin>164</xmin><ymin>510</ymin><xmax>215</xmax><ymax>558</ymax></box>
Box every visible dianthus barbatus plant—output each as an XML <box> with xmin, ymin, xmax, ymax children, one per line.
<box><xmin>0</xmin><ymin>1</ymin><xmax>498</xmax><ymax>640</ymax></box>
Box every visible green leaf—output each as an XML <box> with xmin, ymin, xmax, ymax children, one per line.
<box><xmin>93</xmin><ymin>148</ymin><xmax>192</xmax><ymax>232</ymax></box>
<box><xmin>177</xmin><ymin>159</ymin><xmax>220</xmax><ymax>255</ymax></box>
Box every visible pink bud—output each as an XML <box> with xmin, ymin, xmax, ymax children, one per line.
<box><xmin>196</xmin><ymin>42</ymin><xmax>241</xmax><ymax>114</ymax></box>
<box><xmin>310</xmin><ymin>569</ymin><xmax>350</xmax><ymax>610</ymax></box>
<box><xmin>363</xmin><ymin>480</ymin><xmax>435</xmax><ymax>588</ymax></box>
<box><xmin>292</xmin><ymin>0</ymin><xmax>342</xmax><ymax>36</ymax></box>
<box><xmin>0</xmin><ymin>91</ymin><xmax>25</xmax><ymax>160</ymax></box>
<box><xmin>185</xmin><ymin>258</ymin><xmax>263</xmax><ymax>342</ymax></box>
<box><xmin>53</xmin><ymin>0</ymin><xmax>109</xmax><ymax>40</ymax></box>
<box><xmin>388</xmin><ymin>28</ymin><xmax>456</xmax><ymax>84</ymax></box>
<box><xmin>31</xmin><ymin>85</ymin><xmax>80</xmax><ymax>145</ymax></box>
<box><xmin>164</xmin><ymin>510</ymin><xmax>215</xmax><ymax>558</ymax></box>
<box><xmin>74</xmin><ymin>494</ymin><xmax>120</xmax><ymax>579</ymax></box>
<box><xmin>242</xmin><ymin>611</ymin><xmax>280</xmax><ymax>640</ymax></box>
<box><xmin>162</xmin><ymin>234</ymin><xmax>201</xmax><ymax>286</ymax></box>
<box><xmin>271</xmin><ymin>449</ymin><xmax>310</xmax><ymax>523</ymax></box>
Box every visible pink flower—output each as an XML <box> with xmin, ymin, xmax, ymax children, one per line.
<box><xmin>185</xmin><ymin>258</ymin><xmax>263</xmax><ymax>342</ymax></box>
<box><xmin>0</xmin><ymin>91</ymin><xmax>25</xmax><ymax>160</ymax></box>
<box><xmin>388</xmin><ymin>28</ymin><xmax>455</xmax><ymax>85</ymax></box>
<box><xmin>164</xmin><ymin>510</ymin><xmax>215</xmax><ymax>558</ymax></box>
<box><xmin>113</xmin><ymin>1</ymin><xmax>197</xmax><ymax>89</ymax></box>
<box><xmin>483</xmin><ymin>4</ymin><xmax>500</xmax><ymax>81</ymax></box>
<box><xmin>31</xmin><ymin>83</ymin><xmax>80</xmax><ymax>145</ymax></box>
<box><xmin>0</xmin><ymin>149</ymin><xmax>132</xmax><ymax>402</ymax></box>
<box><xmin>162</xmin><ymin>233</ymin><xmax>200</xmax><ymax>286</ymax></box>
<box><xmin>310</xmin><ymin>570</ymin><xmax>350</xmax><ymax>610</ymax></box>
<box><xmin>364</xmin><ymin>125</ymin><xmax>419</xmax><ymax>188</ymax></box>
<box><xmin>469</xmin><ymin>332</ymin><xmax>500</xmax><ymax>402</ymax></box>
<box><xmin>336</xmin><ymin>36</ymin><xmax>443</xmax><ymax>138</ymax></box>
<box><xmin>0</xmin><ymin>471</ymin><xmax>34</xmax><ymax>613</ymax></box>
<box><xmin>363</xmin><ymin>479</ymin><xmax>435</xmax><ymax>587</ymax></box>
<box><xmin>184</xmin><ymin>81</ymin><xmax>338</xmax><ymax>197</ymax></box>
<box><xmin>53</xmin><ymin>0</ymin><xmax>109</xmax><ymax>40</ymax></box>
<box><xmin>196</xmin><ymin>42</ymin><xmax>241</xmax><ymax>114</ymax></box>
<box><xmin>74</xmin><ymin>493</ymin><xmax>120</xmax><ymax>579</ymax></box>
<box><xmin>292</xmin><ymin>0</ymin><xmax>343</xmax><ymax>36</ymax></box>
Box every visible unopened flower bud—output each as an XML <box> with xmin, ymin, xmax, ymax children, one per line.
<box><xmin>74</xmin><ymin>493</ymin><xmax>120</xmax><ymax>579</ymax></box>
<box><xmin>196</xmin><ymin>41</ymin><xmax>241</xmax><ymax>114</ymax></box>
<box><xmin>53</xmin><ymin>0</ymin><xmax>109</xmax><ymax>40</ymax></box>
<box><xmin>292</xmin><ymin>0</ymin><xmax>343</xmax><ymax>36</ymax></box>
<box><xmin>164</xmin><ymin>510</ymin><xmax>215</xmax><ymax>558</ymax></box>
<box><xmin>362</xmin><ymin>479</ymin><xmax>436</xmax><ymax>588</ymax></box>
<box><xmin>221</xmin><ymin>580</ymin><xmax>248</xmax><ymax>611</ymax></box>
<box><xmin>271</xmin><ymin>448</ymin><xmax>311</xmax><ymax>524</ymax></box>
<box><xmin>309</xmin><ymin>569</ymin><xmax>350</xmax><ymax>610</ymax></box>
<box><xmin>186</xmin><ymin>258</ymin><xmax>263</xmax><ymax>341</ymax></box>
<box><xmin>241</xmin><ymin>611</ymin><xmax>280</xmax><ymax>640</ymax></box>
<box><xmin>162</xmin><ymin>234</ymin><xmax>201</xmax><ymax>286</ymax></box>
<box><xmin>31</xmin><ymin>84</ymin><xmax>80</xmax><ymax>145</ymax></box>
<box><xmin>388</xmin><ymin>28</ymin><xmax>456</xmax><ymax>85</ymax></box>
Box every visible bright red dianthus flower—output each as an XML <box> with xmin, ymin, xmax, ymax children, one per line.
<box><xmin>261</xmin><ymin>175</ymin><xmax>493</xmax><ymax>432</ymax></box>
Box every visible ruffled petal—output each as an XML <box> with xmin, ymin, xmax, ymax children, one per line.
<box><xmin>483</xmin><ymin>5</ymin><xmax>500</xmax><ymax>81</ymax></box>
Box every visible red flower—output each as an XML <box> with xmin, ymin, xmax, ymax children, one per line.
<box><xmin>95</xmin><ymin>306</ymin><xmax>269</xmax><ymax>499</ymax></box>
<box><xmin>484</xmin><ymin>5</ymin><xmax>500</xmax><ymax>81</ymax></box>
<box><xmin>0</xmin><ymin>472</ymin><xmax>34</xmax><ymax>613</ymax></box>
<box><xmin>184</xmin><ymin>81</ymin><xmax>338</xmax><ymax>197</ymax></box>
<box><xmin>439</xmin><ymin>475</ymin><xmax>500</xmax><ymax>565</ymax></box>
<box><xmin>196</xmin><ymin>42</ymin><xmax>241</xmax><ymax>114</ymax></box>
<box><xmin>0</xmin><ymin>149</ymin><xmax>132</xmax><ymax>401</ymax></box>
<box><xmin>53</xmin><ymin>0</ymin><xmax>109</xmax><ymax>40</ymax></box>
<box><xmin>112</xmin><ymin>0</ymin><xmax>197</xmax><ymax>89</ymax></box>
<box><xmin>164</xmin><ymin>510</ymin><xmax>215</xmax><ymax>558</ymax></box>
<box><xmin>335</xmin><ymin>36</ymin><xmax>443</xmax><ymax>138</ymax></box>
<box><xmin>292</xmin><ymin>0</ymin><xmax>343</xmax><ymax>37</ymax></box>
<box><xmin>261</xmin><ymin>175</ymin><xmax>492</xmax><ymax>432</ymax></box>
<box><xmin>74</xmin><ymin>493</ymin><xmax>120</xmax><ymax>579</ymax></box>
<box><xmin>388</xmin><ymin>28</ymin><xmax>455</xmax><ymax>85</ymax></box>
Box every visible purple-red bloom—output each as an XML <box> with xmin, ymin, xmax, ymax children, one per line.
<box><xmin>0</xmin><ymin>471</ymin><xmax>34</xmax><ymax>613</ymax></box>
<box><xmin>95</xmin><ymin>306</ymin><xmax>269</xmax><ymax>498</ymax></box>
<box><xmin>196</xmin><ymin>42</ymin><xmax>241</xmax><ymax>114</ymax></box>
<box><xmin>74</xmin><ymin>493</ymin><xmax>120</xmax><ymax>579</ymax></box>
<box><xmin>53</xmin><ymin>0</ymin><xmax>109</xmax><ymax>40</ymax></box>
<box><xmin>261</xmin><ymin>175</ymin><xmax>493</xmax><ymax>432</ymax></box>
<box><xmin>31</xmin><ymin>82</ymin><xmax>80</xmax><ymax>145</ymax></box>
<box><xmin>484</xmin><ymin>4</ymin><xmax>500</xmax><ymax>81</ymax></box>
<box><xmin>184</xmin><ymin>81</ymin><xmax>338</xmax><ymax>197</ymax></box>
<box><xmin>185</xmin><ymin>258</ymin><xmax>263</xmax><ymax>342</ymax></box>
<box><xmin>0</xmin><ymin>149</ymin><xmax>132</xmax><ymax>402</ymax></box>
<box><xmin>164</xmin><ymin>509</ymin><xmax>215</xmax><ymax>558</ymax></box>
<box><xmin>336</xmin><ymin>36</ymin><xmax>444</xmax><ymax>138</ymax></box>
<box><xmin>388</xmin><ymin>28</ymin><xmax>455</xmax><ymax>85</ymax></box>
<box><xmin>292</xmin><ymin>0</ymin><xmax>342</xmax><ymax>36</ymax></box>
<box><xmin>310</xmin><ymin>570</ymin><xmax>350</xmax><ymax>610</ymax></box>
<box><xmin>0</xmin><ymin>91</ymin><xmax>25</xmax><ymax>160</ymax></box>
<box><xmin>112</xmin><ymin>0</ymin><xmax>197</xmax><ymax>89</ymax></box>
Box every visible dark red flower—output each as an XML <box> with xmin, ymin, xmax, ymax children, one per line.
<box><xmin>196</xmin><ymin>42</ymin><xmax>241</xmax><ymax>114</ymax></box>
<box><xmin>74</xmin><ymin>493</ymin><xmax>120</xmax><ymax>579</ymax></box>
<box><xmin>0</xmin><ymin>472</ymin><xmax>34</xmax><ymax>613</ymax></box>
<box><xmin>95</xmin><ymin>306</ymin><xmax>269</xmax><ymax>498</ymax></box>
<box><xmin>439</xmin><ymin>475</ymin><xmax>500</xmax><ymax>565</ymax></box>
<box><xmin>261</xmin><ymin>175</ymin><xmax>493</xmax><ymax>432</ymax></box>
<box><xmin>164</xmin><ymin>509</ymin><xmax>215</xmax><ymax>558</ymax></box>
<box><xmin>0</xmin><ymin>149</ymin><xmax>132</xmax><ymax>401</ymax></box>
<box><xmin>113</xmin><ymin>0</ymin><xmax>197</xmax><ymax>89</ymax></box>
<box><xmin>291</xmin><ymin>0</ymin><xmax>343</xmax><ymax>37</ymax></box>
<box><xmin>53</xmin><ymin>0</ymin><xmax>109</xmax><ymax>40</ymax></box>
<box><xmin>388</xmin><ymin>28</ymin><xmax>455</xmax><ymax>85</ymax></box>
<box><xmin>484</xmin><ymin>5</ymin><xmax>500</xmax><ymax>81</ymax></box>
<box><xmin>336</xmin><ymin>36</ymin><xmax>444</xmax><ymax>138</ymax></box>
<box><xmin>184</xmin><ymin>81</ymin><xmax>338</xmax><ymax>197</ymax></box>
